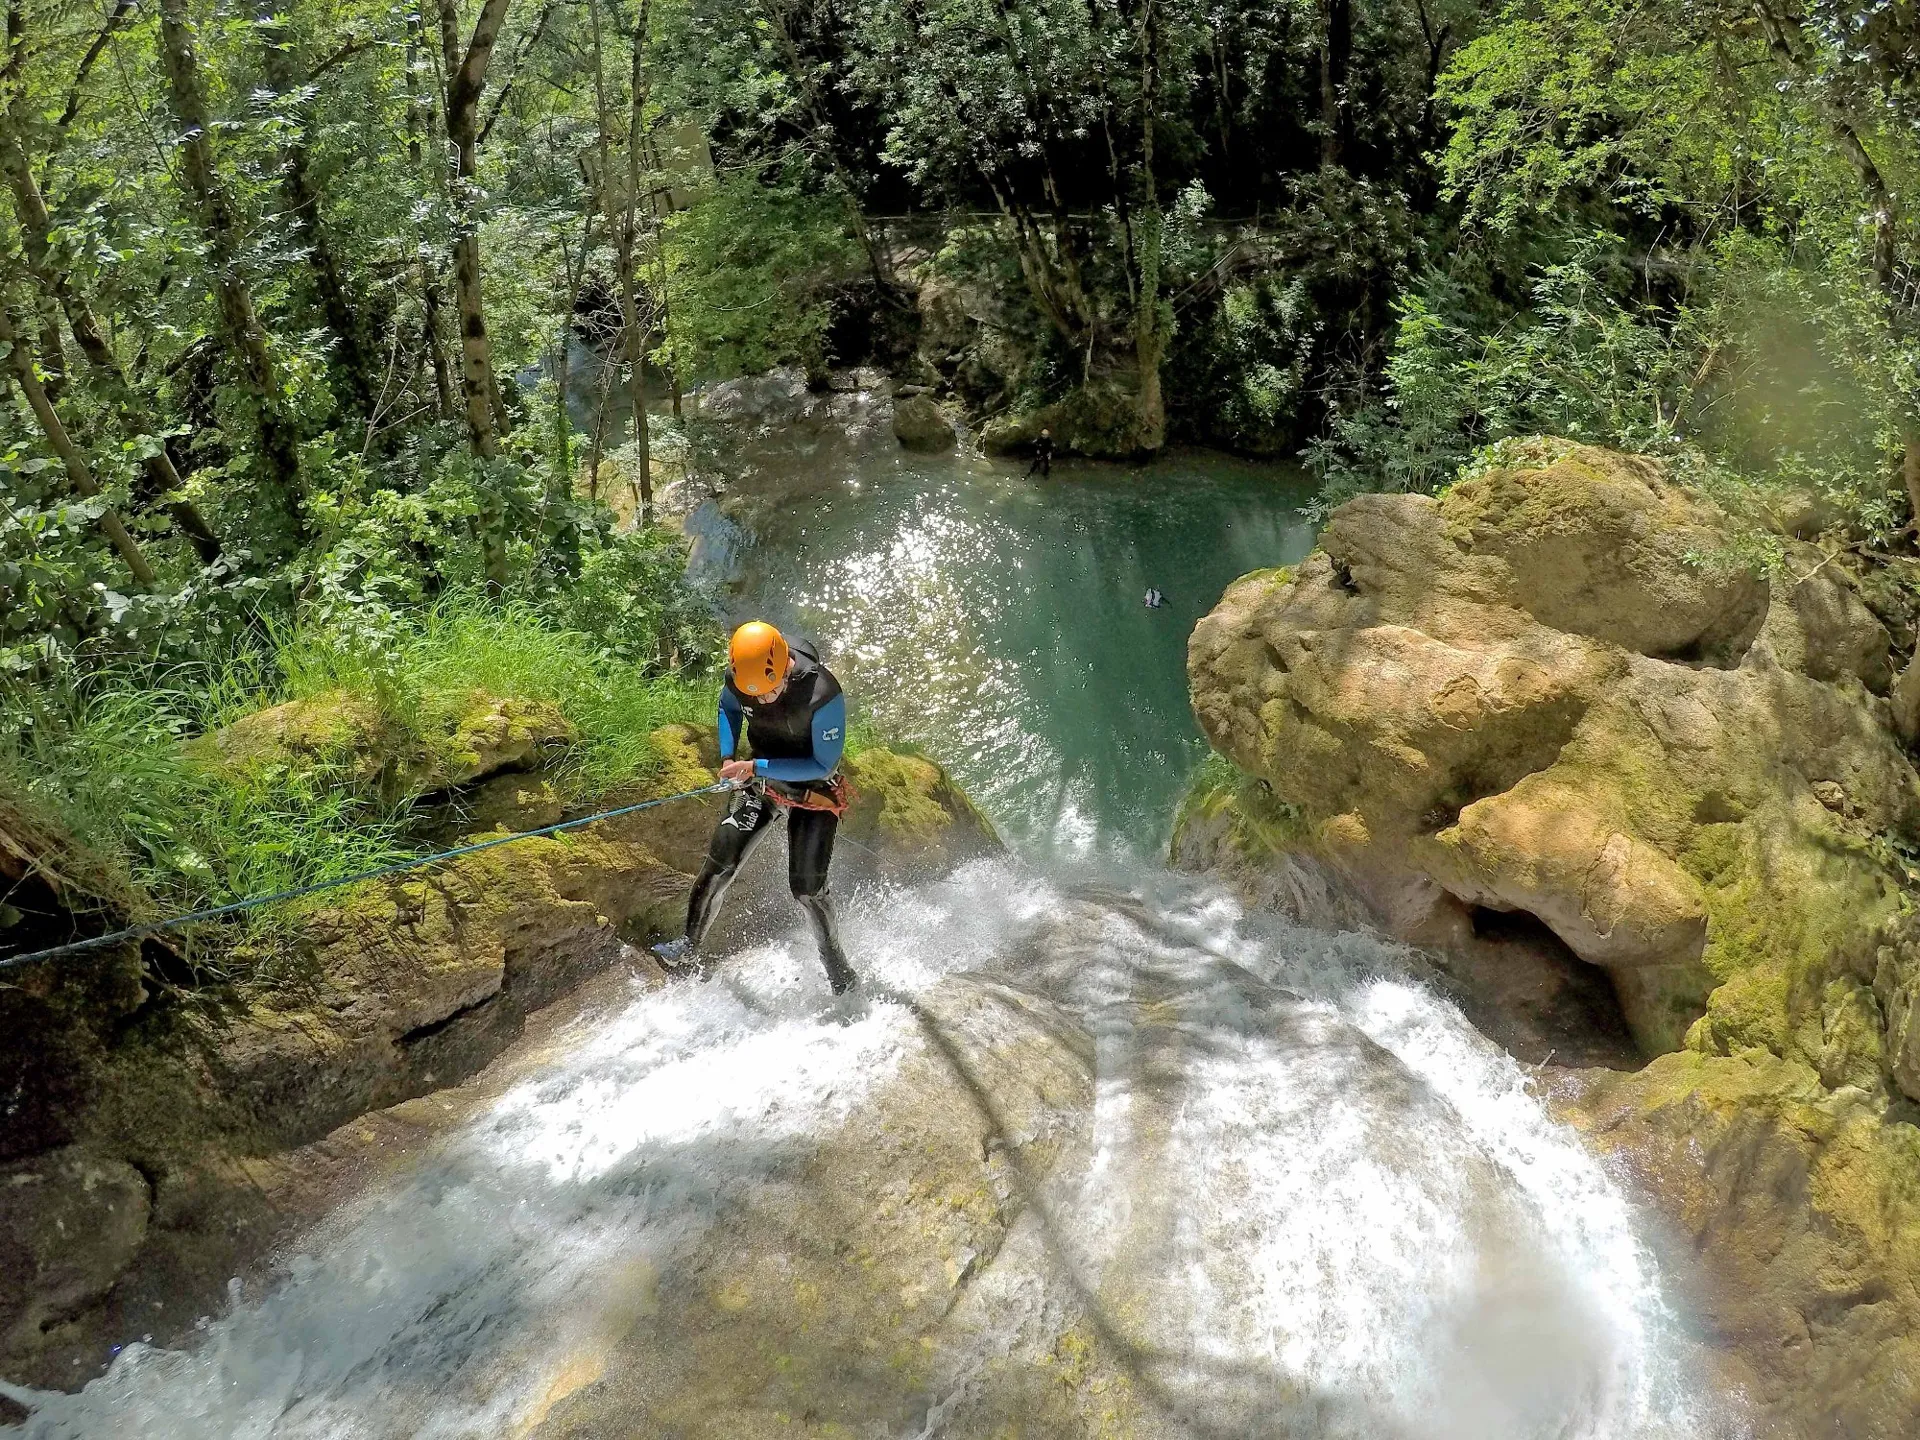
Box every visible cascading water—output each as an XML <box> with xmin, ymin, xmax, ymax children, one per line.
<box><xmin>2</xmin><ymin>434</ymin><xmax>1745</xmax><ymax>1438</ymax></box>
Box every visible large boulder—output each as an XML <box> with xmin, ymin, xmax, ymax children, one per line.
<box><xmin>696</xmin><ymin>367</ymin><xmax>812</xmax><ymax>426</ymax></box>
<box><xmin>892</xmin><ymin>395</ymin><xmax>956</xmax><ymax>453</ymax></box>
<box><xmin>1180</xmin><ymin>437</ymin><xmax>1920</xmax><ymax>1435</ymax></box>
<box><xmin>1186</xmin><ymin>439</ymin><xmax>1914</xmax><ymax>1060</ymax></box>
<box><xmin>980</xmin><ymin>380</ymin><xmax>1158</xmax><ymax>461</ymax></box>
<box><xmin>192</xmin><ymin>689</ymin><xmax>573</xmax><ymax>800</ymax></box>
<box><xmin>841</xmin><ymin>745</ymin><xmax>999</xmax><ymax>876</ymax></box>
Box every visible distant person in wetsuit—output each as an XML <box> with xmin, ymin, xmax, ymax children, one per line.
<box><xmin>1026</xmin><ymin>428</ymin><xmax>1055</xmax><ymax>477</ymax></box>
<box><xmin>653</xmin><ymin>622</ymin><xmax>857</xmax><ymax>994</ymax></box>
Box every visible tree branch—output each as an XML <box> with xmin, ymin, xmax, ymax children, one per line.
<box><xmin>478</xmin><ymin>0</ymin><xmax>557</xmax><ymax>146</ymax></box>
<box><xmin>57</xmin><ymin>0</ymin><xmax>134</xmax><ymax>126</ymax></box>
<box><xmin>304</xmin><ymin>33</ymin><xmax>379</xmax><ymax>85</ymax></box>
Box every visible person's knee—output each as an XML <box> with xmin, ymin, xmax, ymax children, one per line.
<box><xmin>701</xmin><ymin>851</ymin><xmax>744</xmax><ymax>881</ymax></box>
<box><xmin>789</xmin><ymin>846</ymin><xmax>831</xmax><ymax>898</ymax></box>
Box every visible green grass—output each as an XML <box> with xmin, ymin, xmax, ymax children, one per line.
<box><xmin>275</xmin><ymin>597</ymin><xmax>711</xmax><ymax>796</ymax></box>
<box><xmin>0</xmin><ymin>597</ymin><xmax>712</xmax><ymax>962</ymax></box>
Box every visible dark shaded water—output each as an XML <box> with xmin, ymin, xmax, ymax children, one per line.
<box><xmin>689</xmin><ymin>445</ymin><xmax>1317</xmax><ymax>854</ymax></box>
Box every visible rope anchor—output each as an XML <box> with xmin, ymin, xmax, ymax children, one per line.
<box><xmin>0</xmin><ymin>780</ymin><xmax>736</xmax><ymax>973</ymax></box>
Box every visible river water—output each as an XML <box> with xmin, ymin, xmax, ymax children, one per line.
<box><xmin>686</xmin><ymin>442</ymin><xmax>1318</xmax><ymax>852</ymax></box>
<box><xmin>1</xmin><ymin>415</ymin><xmax>1741</xmax><ymax>1438</ymax></box>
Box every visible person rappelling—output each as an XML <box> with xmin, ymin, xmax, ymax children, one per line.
<box><xmin>653</xmin><ymin>621</ymin><xmax>859</xmax><ymax>994</ymax></box>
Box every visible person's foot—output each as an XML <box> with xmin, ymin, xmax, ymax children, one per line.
<box><xmin>825</xmin><ymin>960</ymin><xmax>860</xmax><ymax>996</ymax></box>
<box><xmin>651</xmin><ymin>936</ymin><xmax>701</xmax><ymax>974</ymax></box>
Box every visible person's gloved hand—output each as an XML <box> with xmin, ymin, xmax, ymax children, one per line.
<box><xmin>719</xmin><ymin>758</ymin><xmax>756</xmax><ymax>784</ymax></box>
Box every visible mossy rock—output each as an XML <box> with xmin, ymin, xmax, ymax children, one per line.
<box><xmin>1184</xmin><ymin>436</ymin><xmax>1920</xmax><ymax>1434</ymax></box>
<box><xmin>980</xmin><ymin>380</ymin><xmax>1158</xmax><ymax>460</ymax></box>
<box><xmin>434</xmin><ymin>691</ymin><xmax>575</xmax><ymax>788</ymax></box>
<box><xmin>190</xmin><ymin>688</ymin><xmax>574</xmax><ymax>802</ymax></box>
<box><xmin>1554</xmin><ymin>1049</ymin><xmax>1920</xmax><ymax>1434</ymax></box>
<box><xmin>1188</xmin><ymin>437</ymin><xmax>1919</xmax><ymax>1065</ymax></box>
<box><xmin>893</xmin><ymin>395</ymin><xmax>956</xmax><ymax>452</ymax></box>
<box><xmin>190</xmin><ymin>690</ymin><xmax>397</xmax><ymax>789</ymax></box>
<box><xmin>842</xmin><ymin>747</ymin><xmax>999</xmax><ymax>872</ymax></box>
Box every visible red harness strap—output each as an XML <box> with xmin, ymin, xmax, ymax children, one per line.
<box><xmin>764</xmin><ymin>773</ymin><xmax>854</xmax><ymax>818</ymax></box>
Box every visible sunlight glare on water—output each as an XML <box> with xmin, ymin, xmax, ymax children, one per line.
<box><xmin>699</xmin><ymin>450</ymin><xmax>1320</xmax><ymax>853</ymax></box>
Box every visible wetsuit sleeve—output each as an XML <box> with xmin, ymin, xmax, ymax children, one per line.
<box><xmin>717</xmin><ymin>687</ymin><xmax>743</xmax><ymax>760</ymax></box>
<box><xmin>754</xmin><ymin>693</ymin><xmax>846</xmax><ymax>782</ymax></box>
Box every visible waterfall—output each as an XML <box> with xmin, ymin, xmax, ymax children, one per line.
<box><xmin>3</xmin><ymin>855</ymin><xmax>1741</xmax><ymax>1439</ymax></box>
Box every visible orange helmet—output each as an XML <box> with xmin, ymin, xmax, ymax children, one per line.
<box><xmin>729</xmin><ymin>621</ymin><xmax>791</xmax><ymax>697</ymax></box>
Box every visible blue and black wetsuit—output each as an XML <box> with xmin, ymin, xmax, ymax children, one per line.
<box><xmin>683</xmin><ymin>639</ymin><xmax>856</xmax><ymax>991</ymax></box>
<box><xmin>714</xmin><ymin>639</ymin><xmax>846</xmax><ymax>793</ymax></box>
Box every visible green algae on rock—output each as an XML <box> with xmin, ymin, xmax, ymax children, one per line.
<box><xmin>1551</xmin><ymin>1049</ymin><xmax>1920</xmax><ymax>1436</ymax></box>
<box><xmin>191</xmin><ymin>687</ymin><xmax>575</xmax><ymax>802</ymax></box>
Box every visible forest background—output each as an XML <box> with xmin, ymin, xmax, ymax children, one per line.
<box><xmin>5</xmin><ymin>0</ymin><xmax>1920</xmax><ymax>960</ymax></box>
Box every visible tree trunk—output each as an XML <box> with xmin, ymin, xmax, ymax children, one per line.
<box><xmin>1906</xmin><ymin>431</ymin><xmax>1920</xmax><ymax>537</ymax></box>
<box><xmin>0</xmin><ymin>121</ymin><xmax>222</xmax><ymax>563</ymax></box>
<box><xmin>987</xmin><ymin>180</ymin><xmax>1095</xmax><ymax>352</ymax></box>
<box><xmin>0</xmin><ymin>302</ymin><xmax>158</xmax><ymax>587</ymax></box>
<box><xmin>405</xmin><ymin>18</ymin><xmax>458</xmax><ymax>423</ymax></box>
<box><xmin>588</xmin><ymin>0</ymin><xmax>651</xmax><ymax>518</ymax></box>
<box><xmin>586</xmin><ymin>350</ymin><xmax>616</xmax><ymax>502</ymax></box>
<box><xmin>625</xmin><ymin>0</ymin><xmax>652</xmax><ymax>516</ymax></box>
<box><xmin>156</xmin><ymin>0</ymin><xmax>305</xmax><ymax>547</ymax></box>
<box><xmin>423</xmin><ymin>279</ymin><xmax>456</xmax><ymax>418</ymax></box>
<box><xmin>258</xmin><ymin>4</ymin><xmax>374</xmax><ymax>419</ymax></box>
<box><xmin>1132</xmin><ymin>0</ymin><xmax>1167</xmax><ymax>451</ymax></box>
<box><xmin>553</xmin><ymin>331</ymin><xmax>572</xmax><ymax>482</ymax></box>
<box><xmin>1319</xmin><ymin>0</ymin><xmax>1350</xmax><ymax>167</ymax></box>
<box><xmin>439</xmin><ymin>0</ymin><xmax>514</xmax><ymax>466</ymax></box>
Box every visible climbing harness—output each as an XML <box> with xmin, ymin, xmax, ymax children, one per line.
<box><xmin>0</xmin><ymin>780</ymin><xmax>735</xmax><ymax>973</ymax></box>
<box><xmin>764</xmin><ymin>772</ymin><xmax>854</xmax><ymax>818</ymax></box>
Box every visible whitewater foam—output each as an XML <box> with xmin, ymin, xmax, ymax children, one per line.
<box><xmin>2</xmin><ymin>857</ymin><xmax>1738</xmax><ymax>1439</ymax></box>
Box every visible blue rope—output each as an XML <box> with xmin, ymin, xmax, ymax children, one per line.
<box><xmin>0</xmin><ymin>780</ymin><xmax>735</xmax><ymax>973</ymax></box>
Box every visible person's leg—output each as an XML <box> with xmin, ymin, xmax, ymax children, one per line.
<box><xmin>787</xmin><ymin>807</ymin><xmax>857</xmax><ymax>994</ymax></box>
<box><xmin>680</xmin><ymin>785</ymin><xmax>779</xmax><ymax>952</ymax></box>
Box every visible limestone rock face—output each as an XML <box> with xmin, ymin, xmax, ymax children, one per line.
<box><xmin>0</xmin><ymin>1148</ymin><xmax>151</xmax><ymax>1360</ymax></box>
<box><xmin>1183</xmin><ymin>438</ymin><xmax>1920</xmax><ymax>1436</ymax></box>
<box><xmin>1187</xmin><ymin>439</ymin><xmax>1919</xmax><ymax>1063</ymax></box>
<box><xmin>208</xmin><ymin>724</ymin><xmax>999</xmax><ymax>1153</ymax></box>
<box><xmin>891</xmin><ymin>394</ymin><xmax>956</xmax><ymax>453</ymax></box>
<box><xmin>1552</xmin><ymin>1051</ymin><xmax>1920</xmax><ymax>1439</ymax></box>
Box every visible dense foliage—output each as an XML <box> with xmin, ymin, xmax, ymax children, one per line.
<box><xmin>1</xmin><ymin>0</ymin><xmax>1498</xmax><ymax>681</ymax></box>
<box><xmin>1316</xmin><ymin>0</ymin><xmax>1920</xmax><ymax>538</ymax></box>
<box><xmin>8</xmin><ymin>0</ymin><xmax>1920</xmax><ymax>949</ymax></box>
